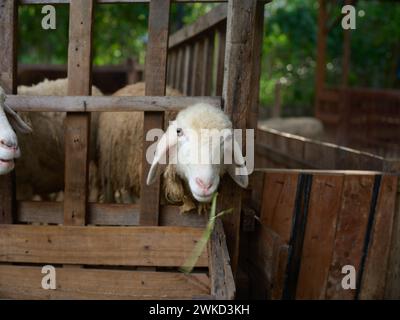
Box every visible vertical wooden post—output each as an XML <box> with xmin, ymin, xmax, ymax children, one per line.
<box><xmin>192</xmin><ymin>39</ymin><xmax>205</xmax><ymax>96</ymax></box>
<box><xmin>182</xmin><ymin>44</ymin><xmax>193</xmax><ymax>95</ymax></box>
<box><xmin>315</xmin><ymin>0</ymin><xmax>328</xmax><ymax>116</ymax></box>
<box><xmin>220</xmin><ymin>0</ymin><xmax>262</xmax><ymax>276</ymax></box>
<box><xmin>202</xmin><ymin>34</ymin><xmax>215</xmax><ymax>96</ymax></box>
<box><xmin>64</xmin><ymin>0</ymin><xmax>94</xmax><ymax>226</ymax></box>
<box><xmin>139</xmin><ymin>0</ymin><xmax>170</xmax><ymax>226</ymax></box>
<box><xmin>0</xmin><ymin>0</ymin><xmax>17</xmax><ymax>224</ymax></box>
<box><xmin>215</xmin><ymin>25</ymin><xmax>226</xmax><ymax>96</ymax></box>
<box><xmin>169</xmin><ymin>50</ymin><xmax>177</xmax><ymax>89</ymax></box>
<box><xmin>175</xmin><ymin>48</ymin><xmax>183</xmax><ymax>92</ymax></box>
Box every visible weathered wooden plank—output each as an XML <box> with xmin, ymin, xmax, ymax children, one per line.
<box><xmin>219</xmin><ymin>0</ymin><xmax>261</xmax><ymax>277</ymax></box>
<box><xmin>182</xmin><ymin>44</ymin><xmax>193</xmax><ymax>95</ymax></box>
<box><xmin>359</xmin><ymin>176</ymin><xmax>398</xmax><ymax>299</ymax></box>
<box><xmin>64</xmin><ymin>0</ymin><xmax>94</xmax><ymax>226</ymax></box>
<box><xmin>215</xmin><ymin>25</ymin><xmax>226</xmax><ymax>96</ymax></box>
<box><xmin>201</xmin><ymin>34</ymin><xmax>215</xmax><ymax>96</ymax></box>
<box><xmin>0</xmin><ymin>225</ymin><xmax>208</xmax><ymax>267</ymax></box>
<box><xmin>175</xmin><ymin>48</ymin><xmax>183</xmax><ymax>91</ymax></box>
<box><xmin>192</xmin><ymin>40</ymin><xmax>205</xmax><ymax>96</ymax></box>
<box><xmin>325</xmin><ymin>175</ymin><xmax>375</xmax><ymax>299</ymax></box>
<box><xmin>0</xmin><ymin>0</ymin><xmax>18</xmax><ymax>224</ymax></box>
<box><xmin>140</xmin><ymin>0</ymin><xmax>171</xmax><ymax>226</ymax></box>
<box><xmin>17</xmin><ymin>201</ymin><xmax>207</xmax><ymax>228</ymax></box>
<box><xmin>260</xmin><ymin>172</ymin><xmax>299</xmax><ymax>244</ymax></box>
<box><xmin>296</xmin><ymin>174</ymin><xmax>344</xmax><ymax>299</ymax></box>
<box><xmin>169</xmin><ymin>4</ymin><xmax>227</xmax><ymax>49</ymax></box>
<box><xmin>6</xmin><ymin>95</ymin><xmax>222</xmax><ymax>112</ymax></box>
<box><xmin>0</xmin><ymin>265</ymin><xmax>210</xmax><ymax>300</ymax></box>
<box><xmin>209</xmin><ymin>219</ymin><xmax>235</xmax><ymax>299</ymax></box>
<box><xmin>385</xmin><ymin>178</ymin><xmax>400</xmax><ymax>299</ymax></box>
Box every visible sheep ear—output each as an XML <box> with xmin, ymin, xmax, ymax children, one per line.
<box><xmin>226</xmin><ymin>135</ymin><xmax>249</xmax><ymax>188</ymax></box>
<box><xmin>147</xmin><ymin>121</ymin><xmax>178</xmax><ymax>185</ymax></box>
<box><xmin>4</xmin><ymin>104</ymin><xmax>32</xmax><ymax>134</ymax></box>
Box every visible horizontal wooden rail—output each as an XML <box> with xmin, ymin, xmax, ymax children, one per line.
<box><xmin>17</xmin><ymin>202</ymin><xmax>207</xmax><ymax>227</ymax></box>
<box><xmin>0</xmin><ymin>265</ymin><xmax>210</xmax><ymax>299</ymax></box>
<box><xmin>0</xmin><ymin>224</ymin><xmax>208</xmax><ymax>267</ymax></box>
<box><xmin>256</xmin><ymin>128</ymin><xmax>400</xmax><ymax>173</ymax></box>
<box><xmin>169</xmin><ymin>4</ymin><xmax>227</xmax><ymax>49</ymax></box>
<box><xmin>6</xmin><ymin>95</ymin><xmax>221</xmax><ymax>112</ymax></box>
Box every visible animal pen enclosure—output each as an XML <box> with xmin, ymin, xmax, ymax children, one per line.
<box><xmin>1</xmin><ymin>0</ymin><xmax>399</xmax><ymax>301</ymax></box>
<box><xmin>0</xmin><ymin>0</ymin><xmax>268</xmax><ymax>299</ymax></box>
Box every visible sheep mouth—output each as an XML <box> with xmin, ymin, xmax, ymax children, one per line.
<box><xmin>0</xmin><ymin>158</ymin><xmax>14</xmax><ymax>167</ymax></box>
<box><xmin>192</xmin><ymin>192</ymin><xmax>213</xmax><ymax>203</ymax></box>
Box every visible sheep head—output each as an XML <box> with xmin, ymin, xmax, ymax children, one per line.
<box><xmin>147</xmin><ymin>103</ymin><xmax>249</xmax><ymax>203</ymax></box>
<box><xmin>0</xmin><ymin>86</ymin><xmax>32</xmax><ymax>175</ymax></box>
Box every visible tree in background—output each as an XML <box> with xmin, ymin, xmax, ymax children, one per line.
<box><xmin>18</xmin><ymin>1</ymin><xmax>400</xmax><ymax>117</ymax></box>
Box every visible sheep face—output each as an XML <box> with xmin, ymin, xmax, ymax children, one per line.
<box><xmin>0</xmin><ymin>87</ymin><xmax>32</xmax><ymax>175</ymax></box>
<box><xmin>0</xmin><ymin>102</ymin><xmax>20</xmax><ymax>174</ymax></box>
<box><xmin>147</xmin><ymin>103</ymin><xmax>249</xmax><ymax>203</ymax></box>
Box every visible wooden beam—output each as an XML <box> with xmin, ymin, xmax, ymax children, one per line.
<box><xmin>5</xmin><ymin>95</ymin><xmax>222</xmax><ymax>112</ymax></box>
<box><xmin>64</xmin><ymin>0</ymin><xmax>94</xmax><ymax>226</ymax></box>
<box><xmin>385</xmin><ymin>178</ymin><xmax>400</xmax><ymax>298</ymax></box>
<box><xmin>140</xmin><ymin>0</ymin><xmax>171</xmax><ymax>226</ymax></box>
<box><xmin>360</xmin><ymin>176</ymin><xmax>398</xmax><ymax>299</ymax></box>
<box><xmin>0</xmin><ymin>0</ymin><xmax>17</xmax><ymax>224</ymax></box>
<box><xmin>215</xmin><ymin>25</ymin><xmax>226</xmax><ymax>96</ymax></box>
<box><xmin>219</xmin><ymin>0</ymin><xmax>262</xmax><ymax>276</ymax></box>
<box><xmin>16</xmin><ymin>202</ymin><xmax>207</xmax><ymax>228</ymax></box>
<box><xmin>209</xmin><ymin>219</ymin><xmax>235</xmax><ymax>299</ymax></box>
<box><xmin>169</xmin><ymin>4</ymin><xmax>227</xmax><ymax>49</ymax></box>
<box><xmin>325</xmin><ymin>174</ymin><xmax>375</xmax><ymax>299</ymax></box>
<box><xmin>0</xmin><ymin>224</ymin><xmax>208</xmax><ymax>267</ymax></box>
<box><xmin>0</xmin><ymin>265</ymin><xmax>210</xmax><ymax>300</ymax></box>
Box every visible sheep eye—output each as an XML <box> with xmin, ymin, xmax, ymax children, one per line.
<box><xmin>177</xmin><ymin>128</ymin><xmax>183</xmax><ymax>137</ymax></box>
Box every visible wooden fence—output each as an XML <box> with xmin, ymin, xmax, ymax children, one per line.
<box><xmin>316</xmin><ymin>87</ymin><xmax>400</xmax><ymax>159</ymax></box>
<box><xmin>18</xmin><ymin>58</ymin><xmax>144</xmax><ymax>94</ymax></box>
<box><xmin>243</xmin><ymin>169</ymin><xmax>400</xmax><ymax>299</ymax></box>
<box><xmin>0</xmin><ymin>0</ymin><xmax>268</xmax><ymax>299</ymax></box>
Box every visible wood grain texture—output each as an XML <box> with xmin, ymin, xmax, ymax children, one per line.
<box><xmin>325</xmin><ymin>174</ymin><xmax>375</xmax><ymax>299</ymax></box>
<box><xmin>192</xmin><ymin>40</ymin><xmax>205</xmax><ymax>96</ymax></box>
<box><xmin>17</xmin><ymin>201</ymin><xmax>207</xmax><ymax>228</ymax></box>
<box><xmin>215</xmin><ymin>26</ymin><xmax>226</xmax><ymax>96</ymax></box>
<box><xmin>296</xmin><ymin>174</ymin><xmax>344</xmax><ymax>299</ymax></box>
<box><xmin>385</xmin><ymin>178</ymin><xmax>400</xmax><ymax>298</ymax></box>
<box><xmin>0</xmin><ymin>224</ymin><xmax>208</xmax><ymax>267</ymax></box>
<box><xmin>219</xmin><ymin>0</ymin><xmax>261</xmax><ymax>277</ymax></box>
<box><xmin>140</xmin><ymin>0</ymin><xmax>170</xmax><ymax>226</ymax></box>
<box><xmin>64</xmin><ymin>0</ymin><xmax>94</xmax><ymax>226</ymax></box>
<box><xmin>0</xmin><ymin>0</ymin><xmax>18</xmax><ymax>224</ymax></box>
<box><xmin>209</xmin><ymin>219</ymin><xmax>235</xmax><ymax>299</ymax></box>
<box><xmin>359</xmin><ymin>175</ymin><xmax>398</xmax><ymax>299</ymax></box>
<box><xmin>6</xmin><ymin>95</ymin><xmax>222</xmax><ymax>112</ymax></box>
<box><xmin>201</xmin><ymin>34</ymin><xmax>215</xmax><ymax>96</ymax></box>
<box><xmin>260</xmin><ymin>172</ymin><xmax>299</xmax><ymax>244</ymax></box>
<box><xmin>0</xmin><ymin>265</ymin><xmax>210</xmax><ymax>300</ymax></box>
<box><xmin>169</xmin><ymin>4</ymin><xmax>227</xmax><ymax>49</ymax></box>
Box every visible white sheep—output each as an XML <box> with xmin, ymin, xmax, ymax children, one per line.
<box><xmin>0</xmin><ymin>86</ymin><xmax>32</xmax><ymax>175</ymax></box>
<box><xmin>15</xmin><ymin>78</ymin><xmax>103</xmax><ymax>200</ymax></box>
<box><xmin>97</xmin><ymin>82</ymin><xmax>248</xmax><ymax>213</ymax></box>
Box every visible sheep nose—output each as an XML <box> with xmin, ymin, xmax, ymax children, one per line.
<box><xmin>195</xmin><ymin>177</ymin><xmax>212</xmax><ymax>191</ymax></box>
<box><xmin>0</xmin><ymin>139</ymin><xmax>18</xmax><ymax>150</ymax></box>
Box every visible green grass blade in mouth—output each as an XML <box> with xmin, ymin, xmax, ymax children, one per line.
<box><xmin>180</xmin><ymin>192</ymin><xmax>233</xmax><ymax>274</ymax></box>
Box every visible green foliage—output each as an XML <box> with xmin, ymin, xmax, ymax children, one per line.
<box><xmin>18</xmin><ymin>1</ymin><xmax>400</xmax><ymax>117</ymax></box>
